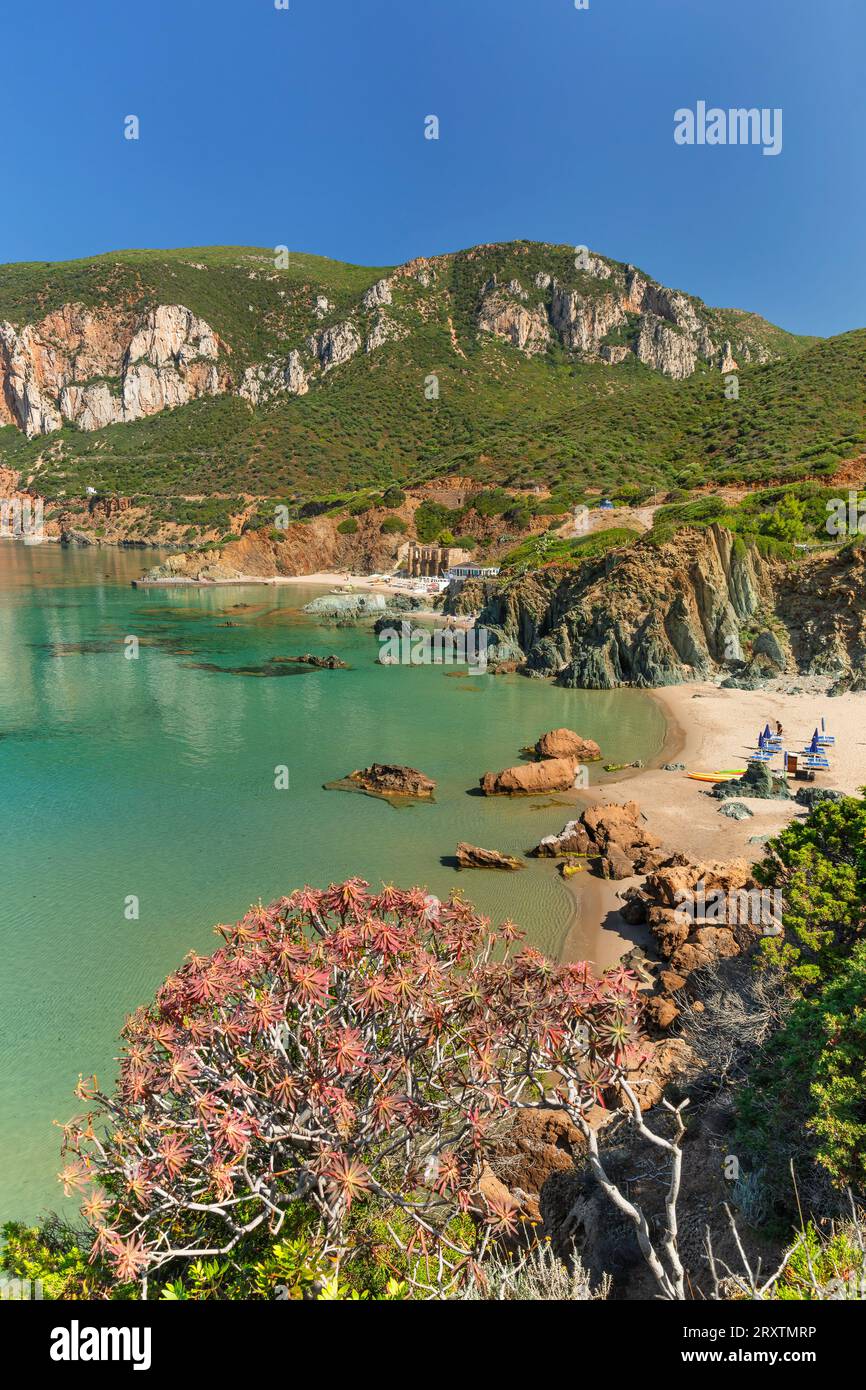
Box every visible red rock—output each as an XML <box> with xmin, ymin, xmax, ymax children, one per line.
<box><xmin>479</xmin><ymin>757</ymin><xmax>580</xmax><ymax>795</ymax></box>
<box><xmin>534</xmin><ymin>728</ymin><xmax>602</xmax><ymax>762</ymax></box>
<box><xmin>456</xmin><ymin>842</ymin><xmax>524</xmax><ymax>870</ymax></box>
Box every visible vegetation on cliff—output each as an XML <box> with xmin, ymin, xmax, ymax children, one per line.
<box><xmin>2</xmin><ymin>241</ymin><xmax>862</xmax><ymax>511</ymax></box>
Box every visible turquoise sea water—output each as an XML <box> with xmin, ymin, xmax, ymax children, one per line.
<box><xmin>0</xmin><ymin>541</ymin><xmax>665</xmax><ymax>1222</ymax></box>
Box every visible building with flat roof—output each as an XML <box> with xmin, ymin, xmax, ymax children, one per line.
<box><xmin>447</xmin><ymin>564</ymin><xmax>500</xmax><ymax>579</ymax></box>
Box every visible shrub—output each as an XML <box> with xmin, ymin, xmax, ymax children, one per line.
<box><xmin>754</xmin><ymin>792</ymin><xmax>866</xmax><ymax>984</ymax></box>
<box><xmin>337</xmin><ymin>517</ymin><xmax>359</xmax><ymax>535</ymax></box>
<box><xmin>380</xmin><ymin>515</ymin><xmax>407</xmax><ymax>534</ymax></box>
<box><xmin>381</xmin><ymin>487</ymin><xmax>406</xmax><ymax>509</ymax></box>
<box><xmin>414</xmin><ymin>500</ymin><xmax>460</xmax><ymax>542</ymax></box>
<box><xmin>56</xmin><ymin>881</ymin><xmax>649</xmax><ymax>1296</ymax></box>
<box><xmin>759</xmin><ymin>493</ymin><xmax>807</xmax><ymax>543</ymax></box>
<box><xmin>737</xmin><ymin>942</ymin><xmax>866</xmax><ymax>1207</ymax></box>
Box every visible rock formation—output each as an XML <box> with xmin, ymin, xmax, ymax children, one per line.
<box><xmin>530</xmin><ymin>801</ymin><xmax>666</xmax><ymax>879</ymax></box>
<box><xmin>0</xmin><ymin>303</ymin><xmax>225</xmax><ymax>437</ymax></box>
<box><xmin>273</xmin><ymin>653</ymin><xmax>349</xmax><ymax>670</ymax></box>
<box><xmin>479</xmin><ymin>757</ymin><xmax>582</xmax><ymax>796</ymax></box>
<box><xmin>455</xmin><ymin>843</ymin><xmax>524</xmax><ymax>870</ymax></box>
<box><xmin>534</xmin><ymin>728</ymin><xmax>602</xmax><ymax>762</ymax></box>
<box><xmin>330</xmin><ymin>763</ymin><xmax>436</xmax><ymax>801</ymax></box>
<box><xmin>620</xmin><ymin>857</ymin><xmax>768</xmax><ymax>1030</ymax></box>
<box><xmin>469</xmin><ymin>523</ymin><xmax>866</xmax><ymax>689</ymax></box>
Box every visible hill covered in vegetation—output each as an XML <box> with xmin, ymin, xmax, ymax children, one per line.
<box><xmin>4</xmin><ymin>239</ymin><xmax>858</xmax><ymax>518</ymax></box>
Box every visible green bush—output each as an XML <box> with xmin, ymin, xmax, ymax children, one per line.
<box><xmin>737</xmin><ymin>941</ymin><xmax>866</xmax><ymax>1198</ymax></box>
<box><xmin>414</xmin><ymin>500</ymin><xmax>460</xmax><ymax>542</ymax></box>
<box><xmin>380</xmin><ymin>515</ymin><xmax>408</xmax><ymax>534</ymax></box>
<box><xmin>754</xmin><ymin>793</ymin><xmax>866</xmax><ymax>984</ymax></box>
<box><xmin>337</xmin><ymin>517</ymin><xmax>359</xmax><ymax>535</ymax></box>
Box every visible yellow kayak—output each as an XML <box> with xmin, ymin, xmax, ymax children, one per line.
<box><xmin>687</xmin><ymin>770</ymin><xmax>746</xmax><ymax>783</ymax></box>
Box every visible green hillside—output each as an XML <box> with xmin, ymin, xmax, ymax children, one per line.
<box><xmin>1</xmin><ymin>241</ymin><xmax>860</xmax><ymax>508</ymax></box>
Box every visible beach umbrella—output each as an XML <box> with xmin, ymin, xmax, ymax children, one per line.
<box><xmin>763</xmin><ymin>723</ymin><xmax>772</xmax><ymax>740</ymax></box>
<box><xmin>809</xmin><ymin>731</ymin><xmax>820</xmax><ymax>754</ymax></box>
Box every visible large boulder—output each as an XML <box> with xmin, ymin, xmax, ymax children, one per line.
<box><xmin>479</xmin><ymin>757</ymin><xmax>580</xmax><ymax>795</ymax></box>
<box><xmin>529</xmin><ymin>800</ymin><xmax>663</xmax><ymax>879</ymax></box>
<box><xmin>534</xmin><ymin>728</ymin><xmax>602</xmax><ymax>762</ymax></box>
<box><xmin>529</xmin><ymin>819</ymin><xmax>593</xmax><ymax>858</ymax></box>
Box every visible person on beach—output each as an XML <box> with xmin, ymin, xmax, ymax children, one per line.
<box><xmin>776</xmin><ymin>721</ymin><xmax>783</xmax><ymax>737</ymax></box>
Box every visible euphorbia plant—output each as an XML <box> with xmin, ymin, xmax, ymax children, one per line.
<box><xmin>60</xmin><ymin>880</ymin><xmax>662</xmax><ymax>1298</ymax></box>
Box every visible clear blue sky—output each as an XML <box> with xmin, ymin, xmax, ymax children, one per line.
<box><xmin>4</xmin><ymin>0</ymin><xmax>865</xmax><ymax>336</ymax></box>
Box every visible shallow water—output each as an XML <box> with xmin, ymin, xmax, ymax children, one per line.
<box><xmin>0</xmin><ymin>541</ymin><xmax>665</xmax><ymax>1221</ymax></box>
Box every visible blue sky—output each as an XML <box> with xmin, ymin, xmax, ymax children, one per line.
<box><xmin>4</xmin><ymin>0</ymin><xmax>865</xmax><ymax>336</ymax></box>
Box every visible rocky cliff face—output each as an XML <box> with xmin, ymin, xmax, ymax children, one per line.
<box><xmin>482</xmin><ymin>260</ymin><xmax>755</xmax><ymax>380</ymax></box>
<box><xmin>0</xmin><ymin>303</ymin><xmax>227</xmax><ymax>437</ymax></box>
<box><xmin>470</xmin><ymin>525</ymin><xmax>769</xmax><ymax>688</ymax></box>
<box><xmin>463</xmin><ymin>525</ymin><xmax>866</xmax><ymax>689</ymax></box>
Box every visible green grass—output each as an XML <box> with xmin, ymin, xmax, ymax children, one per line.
<box><xmin>501</xmin><ymin>526</ymin><xmax>640</xmax><ymax>571</ymax></box>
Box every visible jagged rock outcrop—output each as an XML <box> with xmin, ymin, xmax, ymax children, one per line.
<box><xmin>240</xmin><ymin>350</ymin><xmax>309</xmax><ymax>404</ymax></box>
<box><xmin>361</xmin><ymin>278</ymin><xmax>393</xmax><ymax>310</ymax></box>
<box><xmin>477</xmin><ymin>285</ymin><xmax>550</xmax><ymax>355</ymax></box>
<box><xmin>476</xmin><ymin>525</ymin><xmax>775</xmax><ymax>690</ymax></box>
<box><xmin>529</xmin><ymin>801</ymin><xmax>665</xmax><ymax>879</ymax></box>
<box><xmin>475</xmin><ymin>256</ymin><xmax>772</xmax><ymax>379</ymax></box>
<box><xmin>623</xmin><ymin>858</ymin><xmax>766</xmax><ymax>1029</ymax></box>
<box><xmin>311</xmin><ymin>320</ymin><xmax>361</xmax><ymax>371</ymax></box>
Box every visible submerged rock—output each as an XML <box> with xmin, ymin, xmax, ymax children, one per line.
<box><xmin>273</xmin><ymin>653</ymin><xmax>349</xmax><ymax>669</ymax></box>
<box><xmin>455</xmin><ymin>843</ymin><xmax>524</xmax><ymax>871</ymax></box>
<box><xmin>327</xmin><ymin>763</ymin><xmax>437</xmax><ymax>802</ymax></box>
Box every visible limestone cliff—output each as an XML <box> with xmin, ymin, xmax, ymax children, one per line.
<box><xmin>0</xmin><ymin>303</ymin><xmax>227</xmax><ymax>437</ymax></box>
<box><xmin>482</xmin><ymin>261</ymin><xmax>761</xmax><ymax>379</ymax></box>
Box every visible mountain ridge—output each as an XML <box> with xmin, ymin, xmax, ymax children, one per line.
<box><xmin>0</xmin><ymin>241</ymin><xmax>859</xmax><ymax>513</ymax></box>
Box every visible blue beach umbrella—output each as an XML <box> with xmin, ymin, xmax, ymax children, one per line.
<box><xmin>809</xmin><ymin>731</ymin><xmax>820</xmax><ymax>754</ymax></box>
<box><xmin>763</xmin><ymin>723</ymin><xmax>772</xmax><ymax>740</ymax></box>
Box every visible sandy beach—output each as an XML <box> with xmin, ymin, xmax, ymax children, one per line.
<box><xmin>564</xmin><ymin>682</ymin><xmax>866</xmax><ymax>970</ymax></box>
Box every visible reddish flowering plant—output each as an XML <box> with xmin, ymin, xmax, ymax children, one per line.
<box><xmin>60</xmin><ymin>880</ymin><xmax>643</xmax><ymax>1292</ymax></box>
